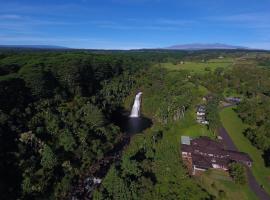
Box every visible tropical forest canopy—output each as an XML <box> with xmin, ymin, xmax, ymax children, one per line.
<box><xmin>1</xmin><ymin>49</ymin><xmax>270</xmax><ymax>200</ymax></box>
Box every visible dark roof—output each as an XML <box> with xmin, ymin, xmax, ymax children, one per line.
<box><xmin>192</xmin><ymin>154</ymin><xmax>212</xmax><ymax>169</ymax></box>
<box><xmin>192</xmin><ymin>136</ymin><xmax>224</xmax><ymax>151</ymax></box>
<box><xmin>196</xmin><ymin>105</ymin><xmax>206</xmax><ymax>112</ymax></box>
<box><xmin>181</xmin><ymin>136</ymin><xmax>252</xmax><ymax>169</ymax></box>
<box><xmin>181</xmin><ymin>144</ymin><xmax>193</xmax><ymax>152</ymax></box>
<box><xmin>225</xmin><ymin>97</ymin><xmax>241</xmax><ymax>103</ymax></box>
<box><xmin>193</xmin><ymin>153</ymin><xmax>231</xmax><ymax>169</ymax></box>
<box><xmin>227</xmin><ymin>150</ymin><xmax>253</xmax><ymax>162</ymax></box>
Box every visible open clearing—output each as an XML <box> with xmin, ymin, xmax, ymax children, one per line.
<box><xmin>158</xmin><ymin>58</ymin><xmax>234</xmax><ymax>73</ymax></box>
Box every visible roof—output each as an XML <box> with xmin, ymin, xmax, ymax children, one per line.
<box><xmin>192</xmin><ymin>154</ymin><xmax>212</xmax><ymax>169</ymax></box>
<box><xmin>181</xmin><ymin>144</ymin><xmax>193</xmax><ymax>152</ymax></box>
<box><xmin>181</xmin><ymin>136</ymin><xmax>191</xmax><ymax>145</ymax></box>
<box><xmin>192</xmin><ymin>136</ymin><xmax>224</xmax><ymax>151</ymax></box>
<box><xmin>181</xmin><ymin>136</ymin><xmax>252</xmax><ymax>169</ymax></box>
<box><xmin>227</xmin><ymin>150</ymin><xmax>253</xmax><ymax>162</ymax></box>
<box><xmin>196</xmin><ymin>105</ymin><xmax>206</xmax><ymax>112</ymax></box>
<box><xmin>225</xmin><ymin>97</ymin><xmax>241</xmax><ymax>103</ymax></box>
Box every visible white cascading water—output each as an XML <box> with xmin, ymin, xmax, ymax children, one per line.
<box><xmin>130</xmin><ymin>92</ymin><xmax>142</xmax><ymax>118</ymax></box>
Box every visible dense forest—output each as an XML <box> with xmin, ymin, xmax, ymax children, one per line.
<box><xmin>0</xmin><ymin>51</ymin><xmax>152</xmax><ymax>199</ymax></box>
<box><xmin>1</xmin><ymin>49</ymin><xmax>270</xmax><ymax>200</ymax></box>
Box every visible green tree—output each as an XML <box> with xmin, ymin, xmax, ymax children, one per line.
<box><xmin>41</xmin><ymin>145</ymin><xmax>57</xmax><ymax>170</ymax></box>
<box><xmin>229</xmin><ymin>163</ymin><xmax>246</xmax><ymax>184</ymax></box>
<box><xmin>59</xmin><ymin>130</ymin><xmax>76</xmax><ymax>152</ymax></box>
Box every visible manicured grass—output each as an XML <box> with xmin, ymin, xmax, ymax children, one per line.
<box><xmin>220</xmin><ymin>107</ymin><xmax>270</xmax><ymax>195</ymax></box>
<box><xmin>196</xmin><ymin>169</ymin><xmax>258</xmax><ymax>200</ymax></box>
<box><xmin>158</xmin><ymin>58</ymin><xmax>233</xmax><ymax>73</ymax></box>
<box><xmin>177</xmin><ymin>110</ymin><xmax>214</xmax><ymax>138</ymax></box>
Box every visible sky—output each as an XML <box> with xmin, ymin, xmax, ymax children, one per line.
<box><xmin>0</xmin><ymin>0</ymin><xmax>270</xmax><ymax>49</ymax></box>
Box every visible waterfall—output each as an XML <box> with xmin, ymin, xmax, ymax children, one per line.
<box><xmin>130</xmin><ymin>92</ymin><xmax>142</xmax><ymax>118</ymax></box>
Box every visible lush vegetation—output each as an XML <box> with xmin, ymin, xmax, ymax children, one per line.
<box><xmin>0</xmin><ymin>51</ymin><xmax>149</xmax><ymax>199</ymax></box>
<box><xmin>229</xmin><ymin>163</ymin><xmax>247</xmax><ymax>184</ymax></box>
<box><xmin>237</xmin><ymin>98</ymin><xmax>270</xmax><ymax>155</ymax></box>
<box><xmin>94</xmin><ymin>124</ymin><xmax>211</xmax><ymax>200</ymax></box>
<box><xmin>93</xmin><ymin>67</ymin><xmax>212</xmax><ymax>200</ymax></box>
<box><xmin>1</xmin><ymin>49</ymin><xmax>270</xmax><ymax>200</ymax></box>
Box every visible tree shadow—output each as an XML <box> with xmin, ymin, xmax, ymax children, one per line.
<box><xmin>262</xmin><ymin>149</ymin><xmax>270</xmax><ymax>167</ymax></box>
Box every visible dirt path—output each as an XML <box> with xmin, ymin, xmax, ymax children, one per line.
<box><xmin>218</xmin><ymin>126</ymin><xmax>270</xmax><ymax>200</ymax></box>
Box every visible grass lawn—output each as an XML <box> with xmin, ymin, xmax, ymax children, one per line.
<box><xmin>158</xmin><ymin>58</ymin><xmax>234</xmax><ymax>73</ymax></box>
<box><xmin>220</xmin><ymin>107</ymin><xmax>270</xmax><ymax>195</ymax></box>
<box><xmin>196</xmin><ymin>169</ymin><xmax>258</xmax><ymax>200</ymax></box>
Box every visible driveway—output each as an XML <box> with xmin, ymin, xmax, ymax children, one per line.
<box><xmin>218</xmin><ymin>126</ymin><xmax>237</xmax><ymax>151</ymax></box>
<box><xmin>218</xmin><ymin>126</ymin><xmax>270</xmax><ymax>200</ymax></box>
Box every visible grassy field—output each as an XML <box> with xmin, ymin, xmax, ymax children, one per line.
<box><xmin>196</xmin><ymin>169</ymin><xmax>258</xmax><ymax>200</ymax></box>
<box><xmin>220</xmin><ymin>107</ymin><xmax>270</xmax><ymax>195</ymax></box>
<box><xmin>176</xmin><ymin>109</ymin><xmax>214</xmax><ymax>138</ymax></box>
<box><xmin>158</xmin><ymin>58</ymin><xmax>234</xmax><ymax>73</ymax></box>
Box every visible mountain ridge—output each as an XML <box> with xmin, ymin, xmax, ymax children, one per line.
<box><xmin>165</xmin><ymin>43</ymin><xmax>249</xmax><ymax>50</ymax></box>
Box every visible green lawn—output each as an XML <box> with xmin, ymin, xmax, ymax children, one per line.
<box><xmin>158</xmin><ymin>58</ymin><xmax>234</xmax><ymax>73</ymax></box>
<box><xmin>196</xmin><ymin>169</ymin><xmax>258</xmax><ymax>200</ymax></box>
<box><xmin>177</xmin><ymin>109</ymin><xmax>214</xmax><ymax>138</ymax></box>
<box><xmin>220</xmin><ymin>107</ymin><xmax>270</xmax><ymax>195</ymax></box>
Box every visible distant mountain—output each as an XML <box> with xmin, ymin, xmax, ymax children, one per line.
<box><xmin>165</xmin><ymin>43</ymin><xmax>248</xmax><ymax>50</ymax></box>
<box><xmin>0</xmin><ymin>45</ymin><xmax>69</xmax><ymax>49</ymax></box>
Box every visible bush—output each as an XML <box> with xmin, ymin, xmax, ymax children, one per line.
<box><xmin>229</xmin><ymin>163</ymin><xmax>246</xmax><ymax>184</ymax></box>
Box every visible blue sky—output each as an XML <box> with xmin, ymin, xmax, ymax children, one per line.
<box><xmin>0</xmin><ymin>0</ymin><xmax>270</xmax><ymax>49</ymax></box>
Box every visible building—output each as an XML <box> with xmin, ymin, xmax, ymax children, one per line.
<box><xmin>196</xmin><ymin>105</ymin><xmax>206</xmax><ymax>116</ymax></box>
<box><xmin>225</xmin><ymin>97</ymin><xmax>242</xmax><ymax>104</ymax></box>
<box><xmin>196</xmin><ymin>105</ymin><xmax>209</xmax><ymax>125</ymax></box>
<box><xmin>181</xmin><ymin>136</ymin><xmax>252</xmax><ymax>175</ymax></box>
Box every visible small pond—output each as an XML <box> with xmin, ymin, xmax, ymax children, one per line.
<box><xmin>112</xmin><ymin>110</ymin><xmax>152</xmax><ymax>135</ymax></box>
